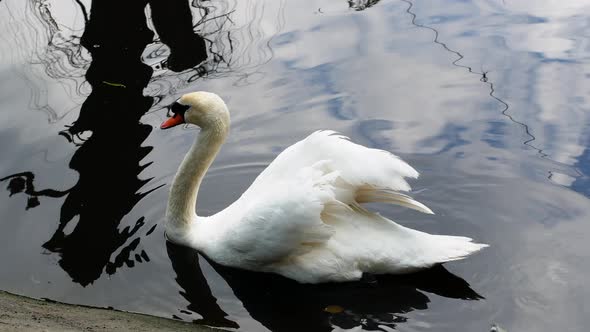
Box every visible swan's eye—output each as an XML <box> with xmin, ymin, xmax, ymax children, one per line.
<box><xmin>161</xmin><ymin>102</ymin><xmax>191</xmax><ymax>129</ymax></box>
<box><xmin>170</xmin><ymin>102</ymin><xmax>190</xmax><ymax>116</ymax></box>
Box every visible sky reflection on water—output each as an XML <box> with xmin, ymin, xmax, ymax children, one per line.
<box><xmin>0</xmin><ymin>0</ymin><xmax>589</xmax><ymax>331</ymax></box>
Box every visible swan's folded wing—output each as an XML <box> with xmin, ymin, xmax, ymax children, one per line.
<box><xmin>356</xmin><ymin>186</ymin><xmax>434</xmax><ymax>214</ymax></box>
<box><xmin>222</xmin><ymin>175</ymin><xmax>335</xmax><ymax>265</ymax></box>
<box><xmin>241</xmin><ymin>130</ymin><xmax>420</xmax><ymax>204</ymax></box>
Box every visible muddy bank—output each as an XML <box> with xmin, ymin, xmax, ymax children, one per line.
<box><xmin>0</xmin><ymin>290</ymin><xmax>223</xmax><ymax>332</ymax></box>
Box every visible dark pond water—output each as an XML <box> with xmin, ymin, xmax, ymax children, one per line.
<box><xmin>1</xmin><ymin>0</ymin><xmax>589</xmax><ymax>331</ymax></box>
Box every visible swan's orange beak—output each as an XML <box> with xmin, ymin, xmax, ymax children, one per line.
<box><xmin>161</xmin><ymin>101</ymin><xmax>190</xmax><ymax>129</ymax></box>
<box><xmin>161</xmin><ymin>113</ymin><xmax>185</xmax><ymax>129</ymax></box>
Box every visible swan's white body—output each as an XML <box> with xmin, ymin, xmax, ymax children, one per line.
<box><xmin>164</xmin><ymin>92</ymin><xmax>487</xmax><ymax>284</ymax></box>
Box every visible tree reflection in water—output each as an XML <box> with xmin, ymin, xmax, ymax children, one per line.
<box><xmin>1</xmin><ymin>0</ymin><xmax>207</xmax><ymax>286</ymax></box>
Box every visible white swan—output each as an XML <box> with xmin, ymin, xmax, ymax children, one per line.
<box><xmin>161</xmin><ymin>91</ymin><xmax>488</xmax><ymax>284</ymax></box>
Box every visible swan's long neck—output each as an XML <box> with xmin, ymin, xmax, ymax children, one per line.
<box><xmin>166</xmin><ymin>126</ymin><xmax>226</xmax><ymax>231</ymax></box>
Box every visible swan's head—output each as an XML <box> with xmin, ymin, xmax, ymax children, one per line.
<box><xmin>161</xmin><ymin>91</ymin><xmax>230</xmax><ymax>132</ymax></box>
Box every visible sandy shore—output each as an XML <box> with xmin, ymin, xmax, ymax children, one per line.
<box><xmin>0</xmin><ymin>290</ymin><xmax>224</xmax><ymax>332</ymax></box>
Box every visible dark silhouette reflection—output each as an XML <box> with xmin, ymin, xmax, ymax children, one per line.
<box><xmin>167</xmin><ymin>241</ymin><xmax>482</xmax><ymax>332</ymax></box>
<box><xmin>348</xmin><ymin>0</ymin><xmax>382</xmax><ymax>11</ymax></box>
<box><xmin>166</xmin><ymin>241</ymin><xmax>239</xmax><ymax>329</ymax></box>
<box><xmin>1</xmin><ymin>0</ymin><xmax>207</xmax><ymax>286</ymax></box>
<box><xmin>0</xmin><ymin>171</ymin><xmax>68</xmax><ymax>210</ymax></box>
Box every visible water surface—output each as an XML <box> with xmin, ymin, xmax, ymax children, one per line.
<box><xmin>1</xmin><ymin>0</ymin><xmax>589</xmax><ymax>331</ymax></box>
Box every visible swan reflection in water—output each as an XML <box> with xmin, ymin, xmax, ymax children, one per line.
<box><xmin>1</xmin><ymin>0</ymin><xmax>207</xmax><ymax>286</ymax></box>
<box><xmin>167</xmin><ymin>241</ymin><xmax>483</xmax><ymax>331</ymax></box>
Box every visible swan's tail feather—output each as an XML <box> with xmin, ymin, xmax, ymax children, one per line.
<box><xmin>421</xmin><ymin>234</ymin><xmax>488</xmax><ymax>266</ymax></box>
<box><xmin>356</xmin><ymin>187</ymin><xmax>434</xmax><ymax>214</ymax></box>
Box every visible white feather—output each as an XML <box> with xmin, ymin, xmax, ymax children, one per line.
<box><xmin>164</xmin><ymin>92</ymin><xmax>488</xmax><ymax>284</ymax></box>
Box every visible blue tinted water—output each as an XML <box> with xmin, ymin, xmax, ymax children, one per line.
<box><xmin>0</xmin><ymin>0</ymin><xmax>589</xmax><ymax>331</ymax></box>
